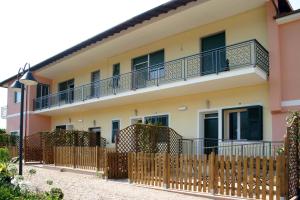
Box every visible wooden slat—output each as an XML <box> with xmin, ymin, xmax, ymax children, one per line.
<box><xmin>269</xmin><ymin>157</ymin><xmax>274</xmax><ymax>200</ymax></box>
<box><xmin>198</xmin><ymin>154</ymin><xmax>202</xmax><ymax>192</ymax></box>
<box><xmin>193</xmin><ymin>155</ymin><xmax>197</xmax><ymax>191</ymax></box>
<box><xmin>231</xmin><ymin>155</ymin><xmax>236</xmax><ymax>196</ymax></box>
<box><xmin>203</xmin><ymin>154</ymin><xmax>207</xmax><ymax>193</ymax></box>
<box><xmin>188</xmin><ymin>155</ymin><xmax>192</xmax><ymax>191</ymax></box>
<box><xmin>225</xmin><ymin>156</ymin><xmax>230</xmax><ymax>195</ymax></box>
<box><xmin>237</xmin><ymin>156</ymin><xmax>242</xmax><ymax>197</ymax></box>
<box><xmin>249</xmin><ymin>157</ymin><xmax>254</xmax><ymax>198</ymax></box>
<box><xmin>175</xmin><ymin>155</ymin><xmax>179</xmax><ymax>189</ymax></box>
<box><xmin>180</xmin><ymin>154</ymin><xmax>183</xmax><ymax>190</ymax></box>
<box><xmin>276</xmin><ymin>156</ymin><xmax>281</xmax><ymax>200</ymax></box>
<box><xmin>242</xmin><ymin>157</ymin><xmax>248</xmax><ymax>198</ymax></box>
<box><xmin>184</xmin><ymin>155</ymin><xmax>188</xmax><ymax>190</ymax></box>
<box><xmin>220</xmin><ymin>155</ymin><xmax>225</xmax><ymax>195</ymax></box>
<box><xmin>255</xmin><ymin>157</ymin><xmax>261</xmax><ymax>199</ymax></box>
<box><xmin>262</xmin><ymin>157</ymin><xmax>267</xmax><ymax>200</ymax></box>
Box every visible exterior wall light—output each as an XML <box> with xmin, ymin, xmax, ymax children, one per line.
<box><xmin>178</xmin><ymin>106</ymin><xmax>188</xmax><ymax>111</ymax></box>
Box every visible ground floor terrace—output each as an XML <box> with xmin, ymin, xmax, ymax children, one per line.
<box><xmin>45</xmin><ymin>83</ymin><xmax>274</xmax><ymax>151</ymax></box>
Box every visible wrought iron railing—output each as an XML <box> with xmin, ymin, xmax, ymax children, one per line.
<box><xmin>1</xmin><ymin>106</ymin><xmax>7</xmax><ymax>119</ymax></box>
<box><xmin>181</xmin><ymin>138</ymin><xmax>283</xmax><ymax>157</ymax></box>
<box><xmin>33</xmin><ymin>39</ymin><xmax>269</xmax><ymax>111</ymax></box>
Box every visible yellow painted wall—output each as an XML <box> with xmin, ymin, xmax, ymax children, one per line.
<box><xmin>51</xmin><ymin>84</ymin><xmax>271</xmax><ymax>146</ymax></box>
<box><xmin>50</xmin><ymin>6</ymin><xmax>267</xmax><ymax>93</ymax></box>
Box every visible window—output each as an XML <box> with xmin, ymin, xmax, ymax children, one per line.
<box><xmin>111</xmin><ymin>120</ymin><xmax>120</xmax><ymax>143</ymax></box>
<box><xmin>144</xmin><ymin>114</ymin><xmax>168</xmax><ymax>126</ymax></box>
<box><xmin>55</xmin><ymin>125</ymin><xmax>66</xmax><ymax>130</ymax></box>
<box><xmin>223</xmin><ymin>106</ymin><xmax>263</xmax><ymax>141</ymax></box>
<box><xmin>14</xmin><ymin>92</ymin><xmax>21</xmax><ymax>103</ymax></box>
<box><xmin>132</xmin><ymin>49</ymin><xmax>165</xmax><ymax>80</ymax></box>
<box><xmin>113</xmin><ymin>63</ymin><xmax>120</xmax><ymax>88</ymax></box>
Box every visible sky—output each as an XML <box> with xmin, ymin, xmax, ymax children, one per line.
<box><xmin>0</xmin><ymin>0</ymin><xmax>299</xmax><ymax>129</ymax></box>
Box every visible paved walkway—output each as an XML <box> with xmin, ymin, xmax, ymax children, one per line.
<box><xmin>24</xmin><ymin>166</ymin><xmax>213</xmax><ymax>200</ymax></box>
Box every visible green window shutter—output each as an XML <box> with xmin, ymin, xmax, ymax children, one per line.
<box><xmin>149</xmin><ymin>50</ymin><xmax>164</xmax><ymax>67</ymax></box>
<box><xmin>246</xmin><ymin>106</ymin><xmax>263</xmax><ymax>140</ymax></box>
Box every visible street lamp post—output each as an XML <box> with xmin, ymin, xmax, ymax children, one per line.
<box><xmin>10</xmin><ymin>63</ymin><xmax>38</xmax><ymax>175</ymax></box>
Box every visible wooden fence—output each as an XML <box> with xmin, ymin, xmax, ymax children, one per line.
<box><xmin>107</xmin><ymin>152</ymin><xmax>128</xmax><ymax>179</ymax></box>
<box><xmin>128</xmin><ymin>152</ymin><xmax>287</xmax><ymax>200</ymax></box>
<box><xmin>53</xmin><ymin>146</ymin><xmax>115</xmax><ymax>172</ymax></box>
<box><xmin>8</xmin><ymin>146</ymin><xmax>18</xmax><ymax>158</ymax></box>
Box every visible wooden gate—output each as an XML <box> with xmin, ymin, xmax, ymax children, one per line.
<box><xmin>107</xmin><ymin>152</ymin><xmax>128</xmax><ymax>179</ymax></box>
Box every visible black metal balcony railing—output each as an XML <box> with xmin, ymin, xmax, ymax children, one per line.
<box><xmin>181</xmin><ymin>138</ymin><xmax>283</xmax><ymax>157</ymax></box>
<box><xmin>33</xmin><ymin>39</ymin><xmax>269</xmax><ymax>111</ymax></box>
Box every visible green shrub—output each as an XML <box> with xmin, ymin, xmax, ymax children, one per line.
<box><xmin>48</xmin><ymin>188</ymin><xmax>64</xmax><ymax>199</ymax></box>
<box><xmin>0</xmin><ymin>185</ymin><xmax>15</xmax><ymax>200</ymax></box>
<box><xmin>0</xmin><ymin>148</ymin><xmax>10</xmax><ymax>163</ymax></box>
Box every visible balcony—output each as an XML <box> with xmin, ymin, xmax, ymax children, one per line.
<box><xmin>1</xmin><ymin>106</ymin><xmax>7</xmax><ymax>119</ymax></box>
<box><xmin>33</xmin><ymin>39</ymin><xmax>269</xmax><ymax>112</ymax></box>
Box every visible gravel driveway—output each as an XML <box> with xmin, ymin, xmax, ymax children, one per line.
<box><xmin>23</xmin><ymin>166</ymin><xmax>212</xmax><ymax>200</ymax></box>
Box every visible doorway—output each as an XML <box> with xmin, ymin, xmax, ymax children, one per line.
<box><xmin>89</xmin><ymin>127</ymin><xmax>101</xmax><ymax>146</ymax></box>
<box><xmin>204</xmin><ymin>113</ymin><xmax>218</xmax><ymax>154</ymax></box>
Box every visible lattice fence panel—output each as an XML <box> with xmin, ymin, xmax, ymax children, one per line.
<box><xmin>116</xmin><ymin>124</ymin><xmax>182</xmax><ymax>155</ymax></box>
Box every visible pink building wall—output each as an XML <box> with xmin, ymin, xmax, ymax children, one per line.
<box><xmin>6</xmin><ymin>73</ymin><xmax>52</xmax><ymax>136</ymax></box>
<box><xmin>267</xmin><ymin>2</ymin><xmax>300</xmax><ymax>140</ymax></box>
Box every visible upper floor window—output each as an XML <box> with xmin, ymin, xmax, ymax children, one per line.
<box><xmin>132</xmin><ymin>49</ymin><xmax>165</xmax><ymax>80</ymax></box>
<box><xmin>14</xmin><ymin>92</ymin><xmax>21</xmax><ymax>103</ymax></box>
<box><xmin>36</xmin><ymin>83</ymin><xmax>50</xmax><ymax>98</ymax></box>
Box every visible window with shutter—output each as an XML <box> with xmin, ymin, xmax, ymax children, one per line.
<box><xmin>222</xmin><ymin>105</ymin><xmax>263</xmax><ymax>141</ymax></box>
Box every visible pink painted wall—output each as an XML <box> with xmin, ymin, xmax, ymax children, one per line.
<box><xmin>267</xmin><ymin>2</ymin><xmax>300</xmax><ymax>140</ymax></box>
<box><xmin>279</xmin><ymin>20</ymin><xmax>300</xmax><ymax>101</ymax></box>
<box><xmin>6</xmin><ymin>73</ymin><xmax>52</xmax><ymax>135</ymax></box>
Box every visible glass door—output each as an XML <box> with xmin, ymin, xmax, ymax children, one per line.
<box><xmin>91</xmin><ymin>70</ymin><xmax>100</xmax><ymax>98</ymax></box>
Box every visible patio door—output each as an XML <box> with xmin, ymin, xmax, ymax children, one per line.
<box><xmin>201</xmin><ymin>32</ymin><xmax>226</xmax><ymax>75</ymax></box>
<box><xmin>91</xmin><ymin>70</ymin><xmax>100</xmax><ymax>98</ymax></box>
<box><xmin>132</xmin><ymin>55</ymin><xmax>148</xmax><ymax>89</ymax></box>
<box><xmin>204</xmin><ymin>113</ymin><xmax>218</xmax><ymax>154</ymax></box>
<box><xmin>58</xmin><ymin>79</ymin><xmax>74</xmax><ymax>103</ymax></box>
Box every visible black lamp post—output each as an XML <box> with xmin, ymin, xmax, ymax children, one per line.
<box><xmin>10</xmin><ymin>63</ymin><xmax>38</xmax><ymax>175</ymax></box>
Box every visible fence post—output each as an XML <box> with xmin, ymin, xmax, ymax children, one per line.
<box><xmin>53</xmin><ymin>146</ymin><xmax>56</xmax><ymax>166</ymax></box>
<box><xmin>209</xmin><ymin>152</ymin><xmax>216</xmax><ymax>194</ymax></box>
<box><xmin>104</xmin><ymin>149</ymin><xmax>108</xmax><ymax>180</ymax></box>
<box><xmin>96</xmin><ymin>146</ymin><xmax>100</xmax><ymax>171</ymax></box>
<box><xmin>128</xmin><ymin>153</ymin><xmax>132</xmax><ymax>183</ymax></box>
<box><xmin>163</xmin><ymin>152</ymin><xmax>170</xmax><ymax>189</ymax></box>
<box><xmin>73</xmin><ymin>146</ymin><xmax>76</xmax><ymax>168</ymax></box>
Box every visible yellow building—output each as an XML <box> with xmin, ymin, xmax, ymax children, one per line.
<box><xmin>1</xmin><ymin>0</ymin><xmax>275</xmax><ymax>152</ymax></box>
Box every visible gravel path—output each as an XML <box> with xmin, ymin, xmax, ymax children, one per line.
<box><xmin>24</xmin><ymin>166</ymin><xmax>212</xmax><ymax>200</ymax></box>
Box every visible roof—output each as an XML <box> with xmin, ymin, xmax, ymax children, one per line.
<box><xmin>276</xmin><ymin>8</ymin><xmax>300</xmax><ymax>19</ymax></box>
<box><xmin>0</xmin><ymin>0</ymin><xmax>197</xmax><ymax>87</ymax></box>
